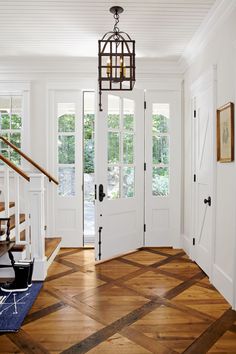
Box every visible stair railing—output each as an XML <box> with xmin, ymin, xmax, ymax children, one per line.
<box><xmin>0</xmin><ymin>136</ymin><xmax>58</xmax><ymax>185</ymax></box>
<box><xmin>0</xmin><ymin>139</ymin><xmax>58</xmax><ymax>280</ymax></box>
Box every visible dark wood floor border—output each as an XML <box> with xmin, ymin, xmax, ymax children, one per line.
<box><xmin>120</xmin><ymin>327</ymin><xmax>179</xmax><ymax>354</ymax></box>
<box><xmin>118</xmin><ymin>256</ymin><xmax>189</xmax><ymax>282</ymax></box>
<box><xmin>46</xmin><ymin>268</ymin><xmax>78</xmax><ymax>282</ymax></box>
<box><xmin>56</xmin><ymin>258</ymin><xmax>85</xmax><ymax>271</ymax></box>
<box><xmin>61</xmin><ymin>299</ymin><xmax>163</xmax><ymax>354</ymax></box>
<box><xmin>143</xmin><ymin>247</ymin><xmax>182</xmax><ymax>258</ymax></box>
<box><xmin>150</xmin><ymin>251</ymin><xmax>186</xmax><ymax>268</ymax></box>
<box><xmin>183</xmin><ymin>308</ymin><xmax>236</xmax><ymax>354</ymax></box>
<box><xmin>164</xmin><ymin>271</ymin><xmax>206</xmax><ymax>299</ymax></box>
<box><xmin>7</xmin><ymin>328</ymin><xmax>49</xmax><ymax>354</ymax></box>
<box><xmin>55</xmin><ymin>248</ymin><xmax>83</xmax><ymax>259</ymax></box>
<box><xmin>23</xmin><ymin>301</ymin><xmax>66</xmax><ymax>325</ymax></box>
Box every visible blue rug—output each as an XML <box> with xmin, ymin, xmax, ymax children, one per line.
<box><xmin>0</xmin><ymin>282</ymin><xmax>42</xmax><ymax>332</ymax></box>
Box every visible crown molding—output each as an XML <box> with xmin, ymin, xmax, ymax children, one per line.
<box><xmin>179</xmin><ymin>0</ymin><xmax>236</xmax><ymax>73</ymax></box>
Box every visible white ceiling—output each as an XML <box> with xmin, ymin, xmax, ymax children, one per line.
<box><xmin>0</xmin><ymin>0</ymin><xmax>216</xmax><ymax>59</ymax></box>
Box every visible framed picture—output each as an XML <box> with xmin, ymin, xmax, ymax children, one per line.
<box><xmin>217</xmin><ymin>102</ymin><xmax>234</xmax><ymax>162</ymax></box>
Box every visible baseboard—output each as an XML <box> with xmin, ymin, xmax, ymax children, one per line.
<box><xmin>182</xmin><ymin>234</ymin><xmax>191</xmax><ymax>256</ymax></box>
<box><xmin>212</xmin><ymin>263</ymin><xmax>233</xmax><ymax>306</ymax></box>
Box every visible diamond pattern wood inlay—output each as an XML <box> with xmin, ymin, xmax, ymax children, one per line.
<box><xmin>0</xmin><ymin>247</ymin><xmax>236</xmax><ymax>353</ymax></box>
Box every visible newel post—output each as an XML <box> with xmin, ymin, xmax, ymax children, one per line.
<box><xmin>29</xmin><ymin>173</ymin><xmax>47</xmax><ymax>280</ymax></box>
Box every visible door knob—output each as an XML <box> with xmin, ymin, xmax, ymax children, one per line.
<box><xmin>204</xmin><ymin>196</ymin><xmax>211</xmax><ymax>206</ymax></box>
<box><xmin>99</xmin><ymin>184</ymin><xmax>106</xmax><ymax>202</ymax></box>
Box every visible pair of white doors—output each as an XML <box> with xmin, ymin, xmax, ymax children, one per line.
<box><xmin>51</xmin><ymin>88</ymin><xmax>181</xmax><ymax>261</ymax></box>
<box><xmin>95</xmin><ymin>89</ymin><xmax>181</xmax><ymax>261</ymax></box>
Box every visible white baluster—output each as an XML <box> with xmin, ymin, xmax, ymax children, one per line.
<box><xmin>28</xmin><ymin>173</ymin><xmax>47</xmax><ymax>281</ymax></box>
<box><xmin>14</xmin><ymin>174</ymin><xmax>20</xmax><ymax>244</ymax></box>
<box><xmin>4</xmin><ymin>166</ymin><xmax>9</xmax><ymax>218</ymax></box>
<box><xmin>24</xmin><ymin>181</ymin><xmax>30</xmax><ymax>258</ymax></box>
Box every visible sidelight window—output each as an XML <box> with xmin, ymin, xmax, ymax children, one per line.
<box><xmin>152</xmin><ymin>103</ymin><xmax>170</xmax><ymax>196</ymax></box>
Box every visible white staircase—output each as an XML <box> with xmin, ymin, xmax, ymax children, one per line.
<box><xmin>0</xmin><ymin>142</ymin><xmax>61</xmax><ymax>281</ymax></box>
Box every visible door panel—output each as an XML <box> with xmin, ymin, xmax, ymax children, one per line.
<box><xmin>95</xmin><ymin>90</ymin><xmax>144</xmax><ymax>261</ymax></box>
<box><xmin>51</xmin><ymin>90</ymin><xmax>83</xmax><ymax>247</ymax></box>
<box><xmin>145</xmin><ymin>91</ymin><xmax>181</xmax><ymax>247</ymax></box>
<box><xmin>194</xmin><ymin>86</ymin><xmax>213</xmax><ymax>275</ymax></box>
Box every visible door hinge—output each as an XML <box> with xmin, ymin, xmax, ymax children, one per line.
<box><xmin>144</xmin><ymin>224</ymin><xmax>146</xmax><ymax>232</ymax></box>
<box><xmin>44</xmin><ymin>225</ymin><xmax>47</xmax><ymax>231</ymax></box>
<box><xmin>194</xmin><ymin>110</ymin><xmax>197</xmax><ymax>118</ymax></box>
<box><xmin>193</xmin><ymin>174</ymin><xmax>196</xmax><ymax>182</ymax></box>
<box><xmin>144</xmin><ymin>162</ymin><xmax>147</xmax><ymax>171</ymax></box>
<box><xmin>98</xmin><ymin>226</ymin><xmax>102</xmax><ymax>260</ymax></box>
<box><xmin>144</xmin><ymin>101</ymin><xmax>147</xmax><ymax>110</ymax></box>
<box><xmin>193</xmin><ymin>238</ymin><xmax>195</xmax><ymax>246</ymax></box>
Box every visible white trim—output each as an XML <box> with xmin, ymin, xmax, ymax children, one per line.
<box><xmin>182</xmin><ymin>234</ymin><xmax>191</xmax><ymax>256</ymax></box>
<box><xmin>212</xmin><ymin>264</ymin><xmax>234</xmax><ymax>305</ymax></box>
<box><xmin>179</xmin><ymin>0</ymin><xmax>236</xmax><ymax>71</ymax></box>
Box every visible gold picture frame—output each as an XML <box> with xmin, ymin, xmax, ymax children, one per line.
<box><xmin>217</xmin><ymin>102</ymin><xmax>234</xmax><ymax>162</ymax></box>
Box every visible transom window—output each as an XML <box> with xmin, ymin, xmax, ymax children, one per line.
<box><xmin>152</xmin><ymin>103</ymin><xmax>170</xmax><ymax>196</ymax></box>
<box><xmin>0</xmin><ymin>95</ymin><xmax>22</xmax><ymax>165</ymax></box>
<box><xmin>107</xmin><ymin>95</ymin><xmax>135</xmax><ymax>199</ymax></box>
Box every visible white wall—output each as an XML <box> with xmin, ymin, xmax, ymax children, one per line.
<box><xmin>183</xmin><ymin>8</ymin><xmax>236</xmax><ymax>306</ymax></box>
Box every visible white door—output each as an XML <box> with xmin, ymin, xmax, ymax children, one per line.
<box><xmin>145</xmin><ymin>90</ymin><xmax>181</xmax><ymax>247</ymax></box>
<box><xmin>50</xmin><ymin>90</ymin><xmax>83</xmax><ymax>247</ymax></box>
<box><xmin>95</xmin><ymin>90</ymin><xmax>144</xmax><ymax>261</ymax></box>
<box><xmin>192</xmin><ymin>78</ymin><xmax>214</xmax><ymax>276</ymax></box>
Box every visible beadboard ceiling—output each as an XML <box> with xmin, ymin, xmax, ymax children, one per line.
<box><xmin>0</xmin><ymin>0</ymin><xmax>216</xmax><ymax>59</ymax></box>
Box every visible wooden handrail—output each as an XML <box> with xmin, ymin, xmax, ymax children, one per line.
<box><xmin>0</xmin><ymin>154</ymin><xmax>30</xmax><ymax>181</ymax></box>
<box><xmin>0</xmin><ymin>136</ymin><xmax>58</xmax><ymax>185</ymax></box>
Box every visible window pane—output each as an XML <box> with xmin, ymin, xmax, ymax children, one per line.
<box><xmin>153</xmin><ymin>103</ymin><xmax>169</xmax><ymax>134</ymax></box>
<box><xmin>123</xmin><ymin>98</ymin><xmax>134</xmax><ymax>131</ymax></box>
<box><xmin>0</xmin><ymin>96</ymin><xmax>10</xmax><ymax>111</ymax></box>
<box><xmin>0</xmin><ymin>113</ymin><xmax>10</xmax><ymax>129</ymax></box>
<box><xmin>123</xmin><ymin>133</ymin><xmax>134</xmax><ymax>164</ymax></box>
<box><xmin>11</xmin><ymin>96</ymin><xmax>22</xmax><ymax>129</ymax></box>
<box><xmin>0</xmin><ymin>133</ymin><xmax>9</xmax><ymax>149</ymax></box>
<box><xmin>153</xmin><ymin>136</ymin><xmax>169</xmax><ymax>164</ymax></box>
<box><xmin>10</xmin><ymin>150</ymin><xmax>21</xmax><ymax>165</ymax></box>
<box><xmin>10</xmin><ymin>133</ymin><xmax>21</xmax><ymax>148</ymax></box>
<box><xmin>123</xmin><ymin>166</ymin><xmax>135</xmax><ymax>198</ymax></box>
<box><xmin>58</xmin><ymin>103</ymin><xmax>75</xmax><ymax>132</ymax></box>
<box><xmin>58</xmin><ymin>114</ymin><xmax>75</xmax><ymax>132</ymax></box>
<box><xmin>108</xmin><ymin>95</ymin><xmax>120</xmax><ymax>129</ymax></box>
<box><xmin>11</xmin><ymin>114</ymin><xmax>22</xmax><ymax>129</ymax></box>
<box><xmin>108</xmin><ymin>166</ymin><xmax>120</xmax><ymax>199</ymax></box>
<box><xmin>108</xmin><ymin>132</ymin><xmax>120</xmax><ymax>164</ymax></box>
<box><xmin>153</xmin><ymin>167</ymin><xmax>169</xmax><ymax>196</ymax></box>
<box><xmin>58</xmin><ymin>135</ymin><xmax>75</xmax><ymax>164</ymax></box>
<box><xmin>58</xmin><ymin>167</ymin><xmax>75</xmax><ymax>197</ymax></box>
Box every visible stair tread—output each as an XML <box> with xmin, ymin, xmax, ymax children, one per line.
<box><xmin>45</xmin><ymin>237</ymin><xmax>62</xmax><ymax>260</ymax></box>
<box><xmin>0</xmin><ymin>202</ymin><xmax>15</xmax><ymax>213</ymax></box>
<box><xmin>0</xmin><ymin>214</ymin><xmax>26</xmax><ymax>235</ymax></box>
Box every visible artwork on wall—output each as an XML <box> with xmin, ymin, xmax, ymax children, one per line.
<box><xmin>217</xmin><ymin>102</ymin><xmax>234</xmax><ymax>162</ymax></box>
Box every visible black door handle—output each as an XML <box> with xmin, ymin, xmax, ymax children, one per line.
<box><xmin>204</xmin><ymin>196</ymin><xmax>211</xmax><ymax>206</ymax></box>
<box><xmin>99</xmin><ymin>184</ymin><xmax>106</xmax><ymax>202</ymax></box>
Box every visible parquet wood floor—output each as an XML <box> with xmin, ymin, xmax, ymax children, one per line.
<box><xmin>1</xmin><ymin>247</ymin><xmax>236</xmax><ymax>353</ymax></box>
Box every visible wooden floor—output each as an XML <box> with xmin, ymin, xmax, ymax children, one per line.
<box><xmin>1</xmin><ymin>247</ymin><xmax>236</xmax><ymax>353</ymax></box>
